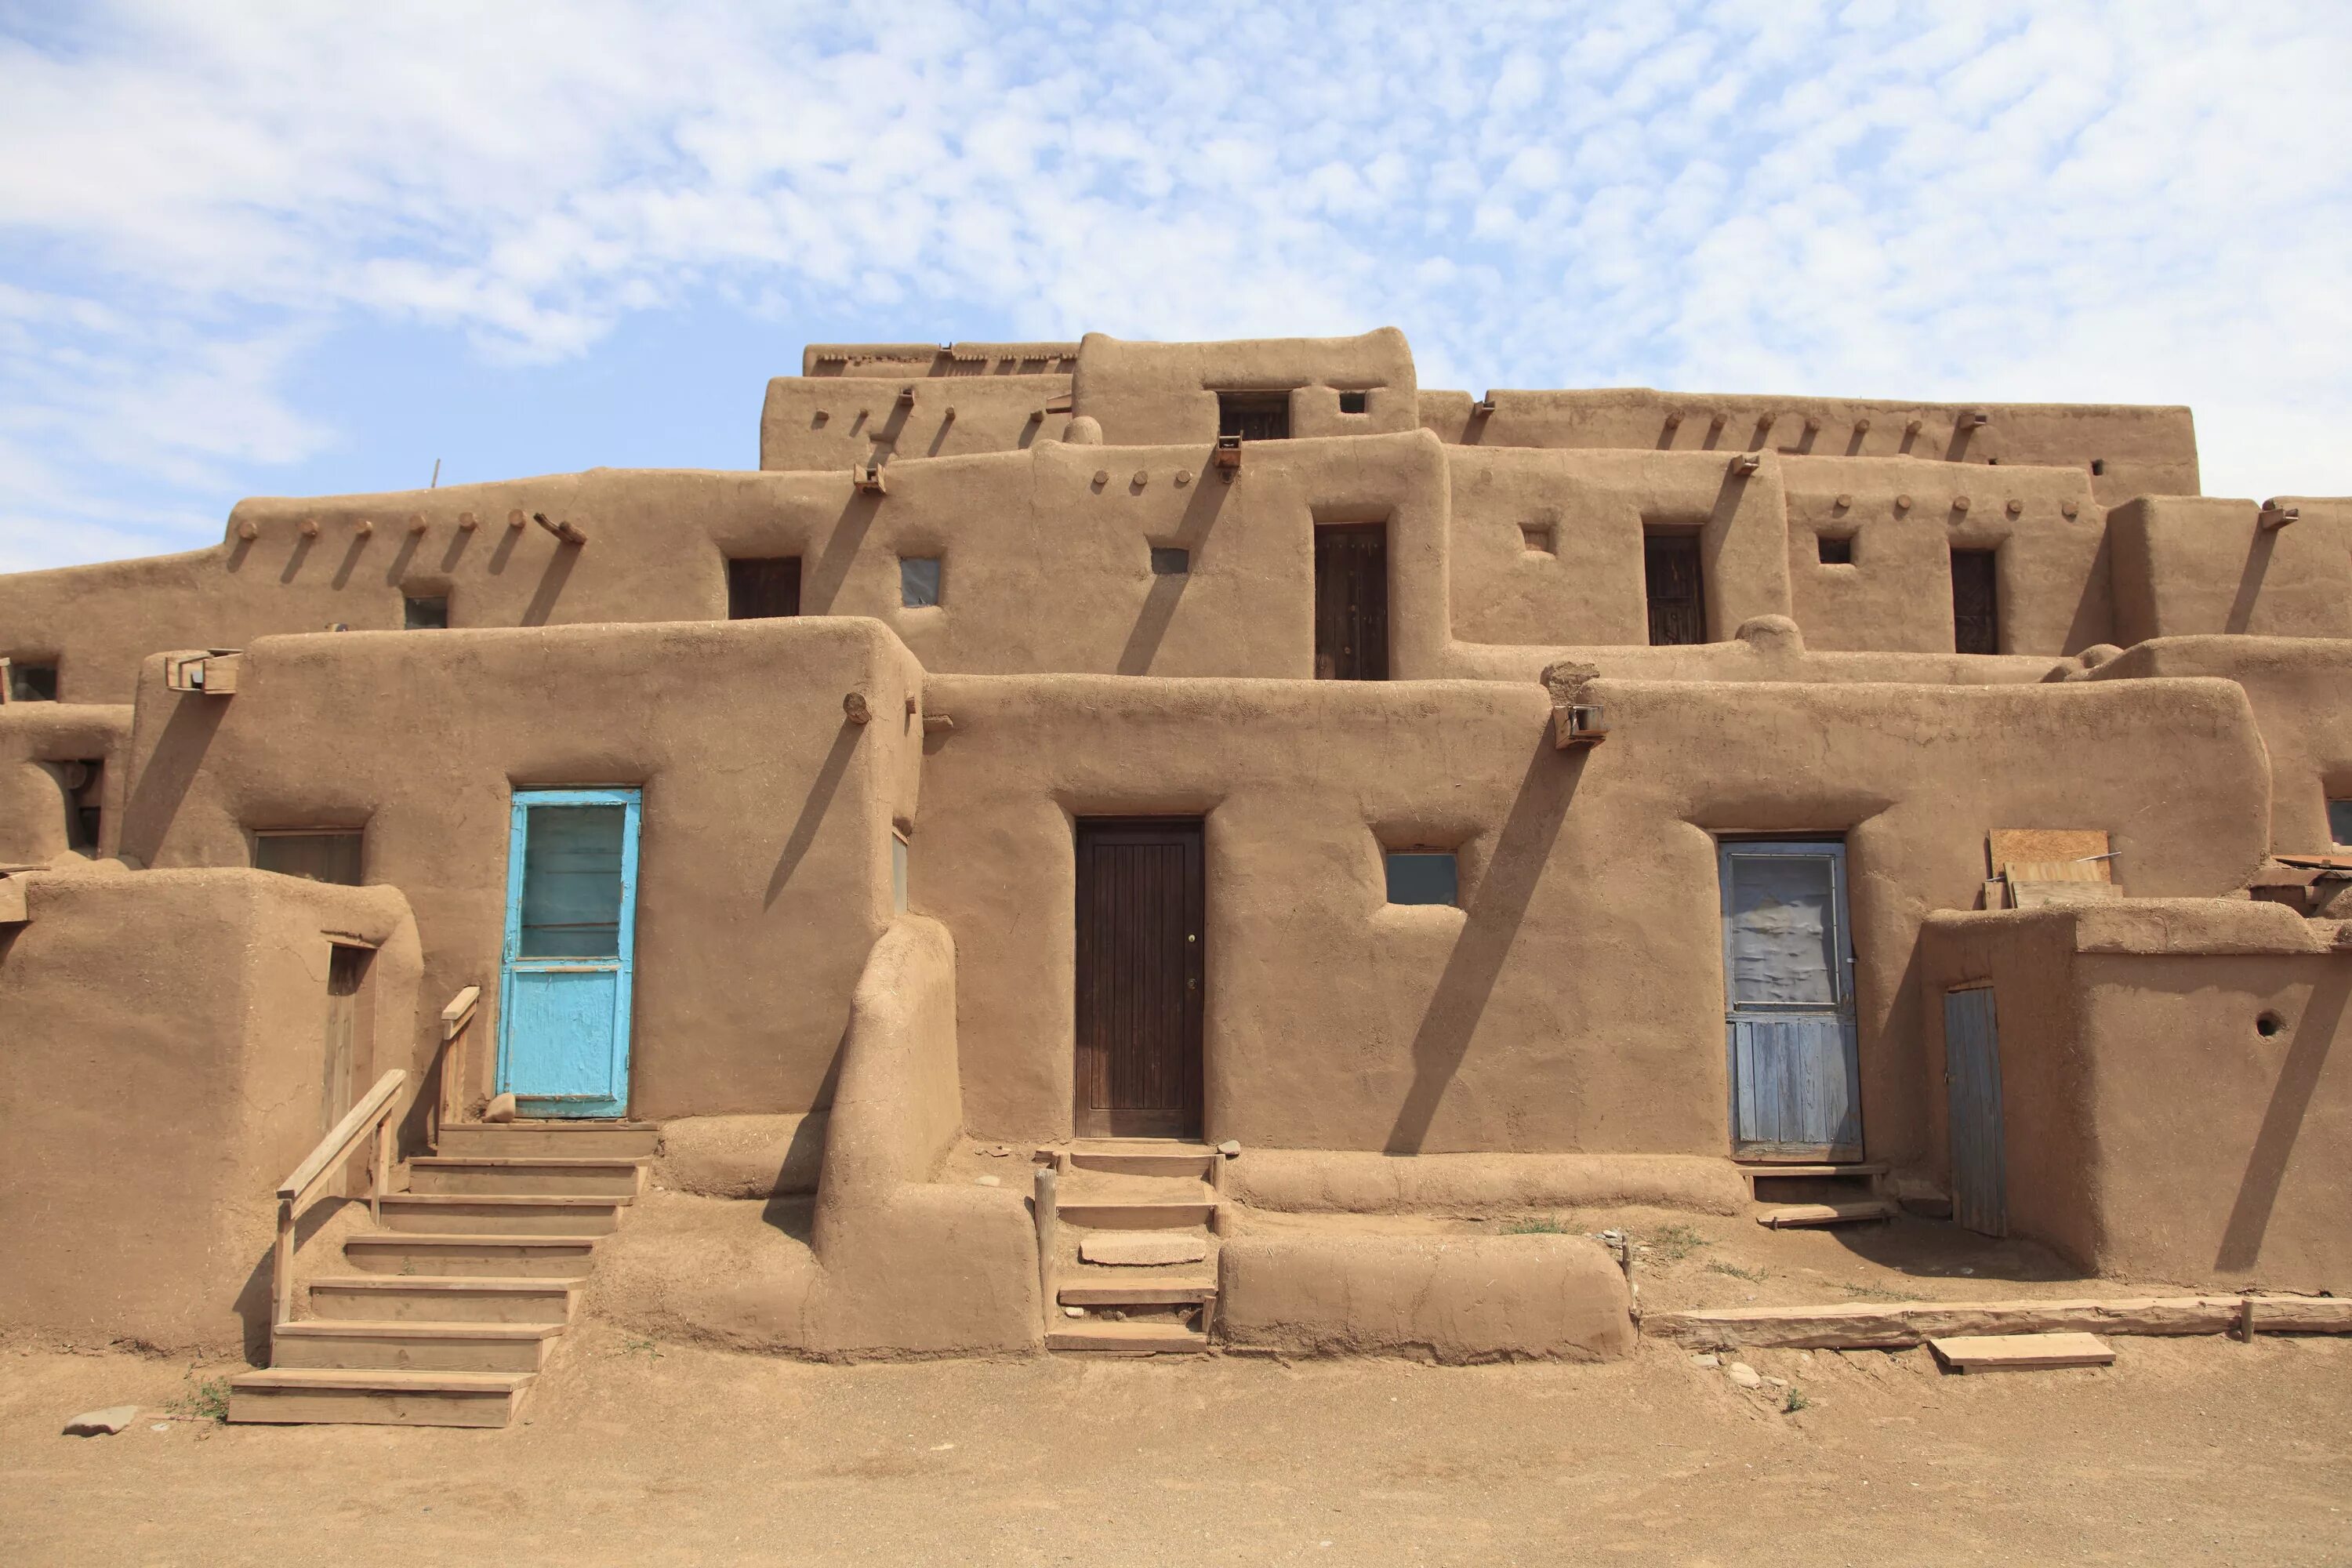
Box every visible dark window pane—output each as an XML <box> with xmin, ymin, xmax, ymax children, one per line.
<box><xmin>1338</xmin><ymin>390</ymin><xmax>1369</xmax><ymax>414</ymax></box>
<box><xmin>1817</xmin><ymin>534</ymin><xmax>1853</xmax><ymax>564</ymax></box>
<box><xmin>1150</xmin><ymin>547</ymin><xmax>1189</xmax><ymax>575</ymax></box>
<box><xmin>1217</xmin><ymin>391</ymin><xmax>1290</xmax><ymax>441</ymax></box>
<box><xmin>728</xmin><ymin>556</ymin><xmax>801</xmax><ymax>619</ymax></box>
<box><xmin>2330</xmin><ymin>800</ymin><xmax>2352</xmax><ymax>847</ymax></box>
<box><xmin>403</xmin><ymin>595</ymin><xmax>448</xmax><ymax>629</ymax></box>
<box><xmin>901</xmin><ymin>557</ymin><xmax>942</xmax><ymax>608</ymax></box>
<box><xmin>518</xmin><ymin>805</ymin><xmax>625</xmax><ymax>957</ymax></box>
<box><xmin>256</xmin><ymin>831</ymin><xmax>364</xmax><ymax>886</ymax></box>
<box><xmin>1385</xmin><ymin>851</ymin><xmax>1458</xmax><ymax>906</ymax></box>
<box><xmin>7</xmin><ymin>662</ymin><xmax>58</xmax><ymax>702</ymax></box>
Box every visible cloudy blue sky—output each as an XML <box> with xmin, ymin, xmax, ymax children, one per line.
<box><xmin>2</xmin><ymin>0</ymin><xmax>2347</xmax><ymax>573</ymax></box>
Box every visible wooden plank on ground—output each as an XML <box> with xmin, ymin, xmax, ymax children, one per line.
<box><xmin>1648</xmin><ymin>1295</ymin><xmax>2243</xmax><ymax>1349</ymax></box>
<box><xmin>1929</xmin><ymin>1331</ymin><xmax>2114</xmax><ymax>1370</ymax></box>
<box><xmin>1755</xmin><ymin>1200</ymin><xmax>1896</xmax><ymax>1229</ymax></box>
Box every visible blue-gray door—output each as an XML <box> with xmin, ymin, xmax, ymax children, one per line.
<box><xmin>1722</xmin><ymin>840</ymin><xmax>1861</xmax><ymax>1161</ymax></box>
<box><xmin>497</xmin><ymin>788</ymin><xmax>641</xmax><ymax>1119</ymax></box>
<box><xmin>1944</xmin><ymin>985</ymin><xmax>2006</xmax><ymax>1236</ymax></box>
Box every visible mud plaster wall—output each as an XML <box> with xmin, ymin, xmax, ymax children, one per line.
<box><xmin>1071</xmin><ymin>328</ymin><xmax>1419</xmax><ymax>446</ymax></box>
<box><xmin>1924</xmin><ymin>903</ymin><xmax>2352</xmax><ymax>1290</ymax></box>
<box><xmin>0</xmin><ymin>703</ymin><xmax>129</xmax><ymax>866</ymax></box>
<box><xmin>2083</xmin><ymin>637</ymin><xmax>2352</xmax><ymax>855</ymax></box>
<box><xmin>111</xmin><ymin>618</ymin><xmax>921</xmax><ymax>1120</ymax></box>
<box><xmin>0</xmin><ymin>869</ymin><xmax>419</xmax><ymax>1353</ymax></box>
<box><xmin>1417</xmin><ymin>387</ymin><xmax>2198</xmax><ymax>506</ymax></box>
<box><xmin>759</xmin><ymin>374</ymin><xmax>1067</xmax><ymax>473</ymax></box>
<box><xmin>2109</xmin><ymin>499</ymin><xmax>2352</xmax><ymax>645</ymax></box>
<box><xmin>913</xmin><ymin>671</ymin><xmax>2269</xmax><ymax>1168</ymax></box>
<box><xmin>1780</xmin><ymin>456</ymin><xmax>2111</xmax><ymax>655</ymax></box>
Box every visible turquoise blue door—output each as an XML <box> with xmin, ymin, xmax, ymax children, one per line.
<box><xmin>1721</xmin><ymin>840</ymin><xmax>1862</xmax><ymax>1162</ymax></box>
<box><xmin>497</xmin><ymin>788</ymin><xmax>641</xmax><ymax>1119</ymax></box>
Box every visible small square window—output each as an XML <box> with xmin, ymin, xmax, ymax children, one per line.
<box><xmin>403</xmin><ymin>595</ymin><xmax>449</xmax><ymax>630</ymax></box>
<box><xmin>255</xmin><ymin>830</ymin><xmax>364</xmax><ymax>886</ymax></box>
<box><xmin>728</xmin><ymin>556</ymin><xmax>801</xmax><ymax>619</ymax></box>
<box><xmin>2329</xmin><ymin>800</ymin><xmax>2352</xmax><ymax>848</ymax></box>
<box><xmin>1150</xmin><ymin>546</ymin><xmax>1190</xmax><ymax>575</ymax></box>
<box><xmin>4</xmin><ymin>661</ymin><xmax>58</xmax><ymax>702</ymax></box>
<box><xmin>1385</xmin><ymin>850</ymin><xmax>1459</xmax><ymax>906</ymax></box>
<box><xmin>1338</xmin><ymin>390</ymin><xmax>1370</xmax><ymax>415</ymax></box>
<box><xmin>1217</xmin><ymin>391</ymin><xmax>1290</xmax><ymax>441</ymax></box>
<box><xmin>1521</xmin><ymin>524</ymin><xmax>1555</xmax><ymax>554</ymax></box>
<box><xmin>900</xmin><ymin>557</ymin><xmax>942</xmax><ymax>608</ymax></box>
<box><xmin>1817</xmin><ymin>534</ymin><xmax>1853</xmax><ymax>564</ymax></box>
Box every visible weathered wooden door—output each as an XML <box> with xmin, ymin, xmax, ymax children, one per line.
<box><xmin>497</xmin><ymin>788</ymin><xmax>641</xmax><ymax>1119</ymax></box>
<box><xmin>1314</xmin><ymin>524</ymin><xmax>1388</xmax><ymax>681</ymax></box>
<box><xmin>321</xmin><ymin>944</ymin><xmax>367</xmax><ymax>1134</ymax></box>
<box><xmin>1944</xmin><ymin>985</ymin><xmax>2007</xmax><ymax>1235</ymax></box>
<box><xmin>1951</xmin><ymin>549</ymin><xmax>1999</xmax><ymax>654</ymax></box>
<box><xmin>1075</xmin><ymin>818</ymin><xmax>1203</xmax><ymax>1138</ymax></box>
<box><xmin>1722</xmin><ymin>840</ymin><xmax>1862</xmax><ymax>1161</ymax></box>
<box><xmin>1646</xmin><ymin>534</ymin><xmax>1705</xmax><ymax>645</ymax></box>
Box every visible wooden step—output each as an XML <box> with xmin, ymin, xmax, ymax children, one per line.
<box><xmin>307</xmin><ymin>1276</ymin><xmax>575</xmax><ymax>1324</ymax></box>
<box><xmin>1740</xmin><ymin>1162</ymin><xmax>1886</xmax><ymax>1191</ymax></box>
<box><xmin>1755</xmin><ymin>1200</ymin><xmax>1898</xmax><ymax>1229</ymax></box>
<box><xmin>1057</xmin><ymin>1202</ymin><xmax>1216</xmax><ymax>1230</ymax></box>
<box><xmin>343</xmin><ymin>1233</ymin><xmax>597</xmax><ymax>1279</ymax></box>
<box><xmin>1929</xmin><ymin>1331</ymin><xmax>2116</xmax><ymax>1372</ymax></box>
<box><xmin>406</xmin><ymin>1156</ymin><xmax>645</xmax><ymax>1197</ymax></box>
<box><xmin>227</xmin><ymin>1367</ymin><xmax>534</xmax><ymax>1428</ymax></box>
<box><xmin>1045</xmin><ymin>1319</ymin><xmax>1208</xmax><ymax>1355</ymax></box>
<box><xmin>437</xmin><ymin>1122</ymin><xmax>659</xmax><ymax>1159</ymax></box>
<box><xmin>270</xmin><ymin>1319</ymin><xmax>561</xmax><ymax>1374</ymax></box>
<box><xmin>1066</xmin><ymin>1142</ymin><xmax>1217</xmax><ymax>1179</ymax></box>
<box><xmin>379</xmin><ymin>1195</ymin><xmax>625</xmax><ymax>1235</ymax></box>
<box><xmin>1059</xmin><ymin>1280</ymin><xmax>1217</xmax><ymax>1306</ymax></box>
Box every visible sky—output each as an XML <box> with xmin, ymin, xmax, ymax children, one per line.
<box><xmin>2</xmin><ymin>0</ymin><xmax>2347</xmax><ymax>574</ymax></box>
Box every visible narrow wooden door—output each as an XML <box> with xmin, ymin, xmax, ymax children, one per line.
<box><xmin>1944</xmin><ymin>985</ymin><xmax>2007</xmax><ymax>1235</ymax></box>
<box><xmin>1314</xmin><ymin>524</ymin><xmax>1388</xmax><ymax>681</ymax></box>
<box><xmin>1646</xmin><ymin>534</ymin><xmax>1705</xmax><ymax>645</ymax></box>
<box><xmin>1951</xmin><ymin>549</ymin><xmax>1999</xmax><ymax>654</ymax></box>
<box><xmin>1722</xmin><ymin>840</ymin><xmax>1862</xmax><ymax>1161</ymax></box>
<box><xmin>1075</xmin><ymin>818</ymin><xmax>1203</xmax><ymax>1138</ymax></box>
<box><xmin>321</xmin><ymin>944</ymin><xmax>367</xmax><ymax>1134</ymax></box>
<box><xmin>497</xmin><ymin>788</ymin><xmax>641</xmax><ymax>1119</ymax></box>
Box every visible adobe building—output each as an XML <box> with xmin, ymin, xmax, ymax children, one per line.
<box><xmin>2</xmin><ymin>328</ymin><xmax>2348</xmax><ymax>1425</ymax></box>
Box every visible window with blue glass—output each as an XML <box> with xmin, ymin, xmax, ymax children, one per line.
<box><xmin>1385</xmin><ymin>850</ymin><xmax>1459</xmax><ymax>906</ymax></box>
<box><xmin>901</xmin><ymin>557</ymin><xmax>942</xmax><ymax>608</ymax></box>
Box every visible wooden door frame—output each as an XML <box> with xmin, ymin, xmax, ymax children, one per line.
<box><xmin>1073</xmin><ymin>815</ymin><xmax>1205</xmax><ymax>1140</ymax></box>
<box><xmin>496</xmin><ymin>786</ymin><xmax>642</xmax><ymax>1120</ymax></box>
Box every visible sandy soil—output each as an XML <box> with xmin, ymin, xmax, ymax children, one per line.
<box><xmin>5</xmin><ymin>1326</ymin><xmax>2349</xmax><ymax>1566</ymax></box>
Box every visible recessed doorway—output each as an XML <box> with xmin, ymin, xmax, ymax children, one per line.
<box><xmin>1074</xmin><ymin>818</ymin><xmax>1204</xmax><ymax>1139</ymax></box>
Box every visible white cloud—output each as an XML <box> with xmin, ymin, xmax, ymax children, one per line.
<box><xmin>0</xmin><ymin>0</ymin><xmax>2347</xmax><ymax>569</ymax></box>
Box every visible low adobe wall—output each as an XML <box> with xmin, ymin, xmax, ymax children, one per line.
<box><xmin>2108</xmin><ymin>498</ymin><xmax>2352</xmax><ymax>644</ymax></box>
<box><xmin>0</xmin><ymin>867</ymin><xmax>420</xmax><ymax>1355</ymax></box>
<box><xmin>0</xmin><ymin>702</ymin><xmax>128</xmax><ymax>866</ymax></box>
<box><xmin>1922</xmin><ymin>902</ymin><xmax>2352</xmax><ymax>1290</ymax></box>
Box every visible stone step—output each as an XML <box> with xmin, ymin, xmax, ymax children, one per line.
<box><xmin>269</xmin><ymin>1319</ymin><xmax>561</xmax><ymax>1374</ymax></box>
<box><xmin>1045</xmin><ymin>1319</ymin><xmax>1209</xmax><ymax>1355</ymax></box>
<box><xmin>343</xmin><ymin>1233</ymin><xmax>598</xmax><ymax>1279</ymax></box>
<box><xmin>379</xmin><ymin>1195</ymin><xmax>626</xmax><ymax>1235</ymax></box>
<box><xmin>1057</xmin><ymin>1201</ymin><xmax>1216</xmax><ymax>1231</ymax></box>
<box><xmin>227</xmin><ymin>1367</ymin><xmax>535</xmax><ymax>1428</ymax></box>
<box><xmin>437</xmin><ymin>1122</ymin><xmax>659</xmax><ymax>1159</ymax></box>
<box><xmin>1754</xmin><ymin>1200</ymin><xmax>1899</xmax><ymax>1229</ymax></box>
<box><xmin>1059</xmin><ymin>1279</ymin><xmax>1217</xmax><ymax>1306</ymax></box>
<box><xmin>406</xmin><ymin>1156</ymin><xmax>646</xmax><ymax>1197</ymax></box>
<box><xmin>1077</xmin><ymin>1232</ymin><xmax>1210</xmax><ymax>1266</ymax></box>
<box><xmin>1065</xmin><ymin>1142</ymin><xmax>1217</xmax><ymax>1179</ymax></box>
<box><xmin>306</xmin><ymin>1276</ymin><xmax>576</xmax><ymax>1324</ymax></box>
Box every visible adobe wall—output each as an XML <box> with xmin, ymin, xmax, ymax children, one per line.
<box><xmin>913</xmin><ymin>670</ymin><xmax>2269</xmax><ymax>1171</ymax></box>
<box><xmin>1070</xmin><ymin>328</ymin><xmax>1419</xmax><ymax>445</ymax></box>
<box><xmin>2082</xmin><ymin>637</ymin><xmax>2352</xmax><ymax>855</ymax></box>
<box><xmin>1419</xmin><ymin>387</ymin><xmax>2198</xmax><ymax>506</ymax></box>
<box><xmin>2108</xmin><ymin>498</ymin><xmax>2352</xmax><ymax>644</ymax></box>
<box><xmin>0</xmin><ymin>867</ymin><xmax>419</xmax><ymax>1353</ymax></box>
<box><xmin>1922</xmin><ymin>903</ymin><xmax>2352</xmax><ymax>1290</ymax></box>
<box><xmin>759</xmin><ymin>373</ymin><xmax>1067</xmax><ymax>473</ymax></box>
<box><xmin>111</xmin><ymin>617</ymin><xmax>922</xmax><ymax>1120</ymax></box>
<box><xmin>0</xmin><ymin>702</ymin><xmax>129</xmax><ymax>866</ymax></box>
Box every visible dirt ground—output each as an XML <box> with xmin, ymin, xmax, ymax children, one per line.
<box><xmin>5</xmin><ymin>1324</ymin><xmax>2349</xmax><ymax>1567</ymax></box>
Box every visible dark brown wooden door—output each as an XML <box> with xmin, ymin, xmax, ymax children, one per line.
<box><xmin>1951</xmin><ymin>549</ymin><xmax>1998</xmax><ymax>654</ymax></box>
<box><xmin>1076</xmin><ymin>818</ymin><xmax>1203</xmax><ymax>1139</ymax></box>
<box><xmin>1645</xmin><ymin>534</ymin><xmax>1705</xmax><ymax>645</ymax></box>
<box><xmin>727</xmin><ymin>556</ymin><xmax>802</xmax><ymax>619</ymax></box>
<box><xmin>1315</xmin><ymin>524</ymin><xmax>1388</xmax><ymax>680</ymax></box>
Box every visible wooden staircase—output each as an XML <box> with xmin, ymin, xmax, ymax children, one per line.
<box><xmin>1036</xmin><ymin>1142</ymin><xmax>1220</xmax><ymax>1355</ymax></box>
<box><xmin>228</xmin><ymin>1121</ymin><xmax>655</xmax><ymax>1427</ymax></box>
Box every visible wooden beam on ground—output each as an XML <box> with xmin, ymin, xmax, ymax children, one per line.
<box><xmin>1647</xmin><ymin>1295</ymin><xmax>2246</xmax><ymax>1350</ymax></box>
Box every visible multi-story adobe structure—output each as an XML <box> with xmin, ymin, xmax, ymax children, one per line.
<box><xmin>2</xmin><ymin>328</ymin><xmax>2347</xmax><ymax>1425</ymax></box>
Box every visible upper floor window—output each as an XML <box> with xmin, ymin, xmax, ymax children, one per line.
<box><xmin>1951</xmin><ymin>548</ymin><xmax>1999</xmax><ymax>654</ymax></box>
<box><xmin>1385</xmin><ymin>850</ymin><xmax>1459</xmax><ymax>906</ymax></box>
<box><xmin>403</xmin><ymin>594</ymin><xmax>449</xmax><ymax>630</ymax></box>
<box><xmin>2328</xmin><ymin>800</ymin><xmax>2352</xmax><ymax>848</ymax></box>
<box><xmin>901</xmin><ymin>557</ymin><xmax>943</xmax><ymax>608</ymax></box>
<box><xmin>728</xmin><ymin>557</ymin><xmax>802</xmax><ymax>619</ymax></box>
<box><xmin>1338</xmin><ymin>390</ymin><xmax>1370</xmax><ymax>415</ymax></box>
<box><xmin>1217</xmin><ymin>391</ymin><xmax>1290</xmax><ymax>442</ymax></box>
<box><xmin>4</xmin><ymin>660</ymin><xmax>58</xmax><ymax>702</ymax></box>
<box><xmin>255</xmin><ymin>829</ymin><xmax>364</xmax><ymax>886</ymax></box>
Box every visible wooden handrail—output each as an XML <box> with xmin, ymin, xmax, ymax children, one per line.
<box><xmin>271</xmin><ymin>1067</ymin><xmax>405</xmax><ymax>1330</ymax></box>
<box><xmin>433</xmin><ymin>985</ymin><xmax>480</xmax><ymax>1145</ymax></box>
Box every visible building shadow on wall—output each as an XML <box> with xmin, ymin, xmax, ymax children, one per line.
<box><xmin>521</xmin><ymin>543</ymin><xmax>581</xmax><ymax>626</ymax></box>
<box><xmin>2215</xmin><ymin>963</ymin><xmax>2349</xmax><ymax>1272</ymax></box>
<box><xmin>1383</xmin><ymin>728</ymin><xmax>1584</xmax><ymax>1153</ymax></box>
<box><xmin>2223</xmin><ymin>522</ymin><xmax>2279</xmax><ymax>635</ymax></box>
<box><xmin>117</xmin><ymin>696</ymin><xmax>227</xmax><ymax>866</ymax></box>
<box><xmin>764</xmin><ymin>720</ymin><xmax>862</xmax><ymax>909</ymax></box>
<box><xmin>803</xmin><ymin>493</ymin><xmax>886</xmax><ymax>614</ymax></box>
<box><xmin>759</xmin><ymin>1100</ymin><xmax>834</xmax><ymax>1243</ymax></box>
<box><xmin>1117</xmin><ymin>477</ymin><xmax>1232</xmax><ymax>675</ymax></box>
